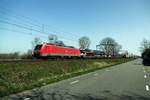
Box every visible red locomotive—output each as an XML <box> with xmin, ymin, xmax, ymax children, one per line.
<box><xmin>33</xmin><ymin>43</ymin><xmax>81</xmax><ymax>58</ymax></box>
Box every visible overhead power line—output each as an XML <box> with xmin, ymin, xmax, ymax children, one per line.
<box><xmin>0</xmin><ymin>7</ymin><xmax>42</xmax><ymax>28</ymax></box>
<box><xmin>0</xmin><ymin>26</ymin><xmax>78</xmax><ymax>45</ymax></box>
<box><xmin>0</xmin><ymin>19</ymin><xmax>78</xmax><ymax>44</ymax></box>
<box><xmin>0</xmin><ymin>7</ymin><xmax>80</xmax><ymax>39</ymax></box>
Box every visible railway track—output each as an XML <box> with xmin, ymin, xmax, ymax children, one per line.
<box><xmin>0</xmin><ymin>57</ymin><xmax>130</xmax><ymax>63</ymax></box>
<box><xmin>0</xmin><ymin>58</ymin><xmax>104</xmax><ymax>63</ymax></box>
<box><xmin>0</xmin><ymin>59</ymin><xmax>50</xmax><ymax>63</ymax></box>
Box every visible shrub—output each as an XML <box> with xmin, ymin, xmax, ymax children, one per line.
<box><xmin>142</xmin><ymin>48</ymin><xmax>150</xmax><ymax>66</ymax></box>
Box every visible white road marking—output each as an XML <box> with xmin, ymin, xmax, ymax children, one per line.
<box><xmin>144</xmin><ymin>70</ymin><xmax>146</xmax><ymax>73</ymax></box>
<box><xmin>143</xmin><ymin>67</ymin><xmax>145</xmax><ymax>70</ymax></box>
<box><xmin>24</xmin><ymin>98</ymin><xmax>30</xmax><ymax>100</ymax></box>
<box><xmin>146</xmin><ymin>85</ymin><xmax>149</xmax><ymax>91</ymax></box>
<box><xmin>70</xmin><ymin>80</ymin><xmax>79</xmax><ymax>85</ymax></box>
<box><xmin>94</xmin><ymin>73</ymin><xmax>98</xmax><ymax>76</ymax></box>
<box><xmin>144</xmin><ymin>75</ymin><xmax>147</xmax><ymax>78</ymax></box>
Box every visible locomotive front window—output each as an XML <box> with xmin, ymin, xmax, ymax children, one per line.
<box><xmin>35</xmin><ymin>45</ymin><xmax>42</xmax><ymax>50</ymax></box>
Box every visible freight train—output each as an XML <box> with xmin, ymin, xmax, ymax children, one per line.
<box><xmin>33</xmin><ymin>43</ymin><xmax>126</xmax><ymax>59</ymax></box>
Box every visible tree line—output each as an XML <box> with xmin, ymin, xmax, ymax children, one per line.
<box><xmin>79</xmin><ymin>36</ymin><xmax>122</xmax><ymax>56</ymax></box>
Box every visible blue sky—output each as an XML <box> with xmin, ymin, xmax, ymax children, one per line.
<box><xmin>0</xmin><ymin>0</ymin><xmax>150</xmax><ymax>55</ymax></box>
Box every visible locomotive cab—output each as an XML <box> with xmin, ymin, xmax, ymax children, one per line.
<box><xmin>33</xmin><ymin>44</ymin><xmax>42</xmax><ymax>58</ymax></box>
<box><xmin>33</xmin><ymin>43</ymin><xmax>81</xmax><ymax>59</ymax></box>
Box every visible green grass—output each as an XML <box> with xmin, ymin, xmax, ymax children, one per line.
<box><xmin>0</xmin><ymin>58</ymin><xmax>134</xmax><ymax>97</ymax></box>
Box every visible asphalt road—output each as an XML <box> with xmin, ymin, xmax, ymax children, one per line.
<box><xmin>3</xmin><ymin>58</ymin><xmax>150</xmax><ymax>100</ymax></box>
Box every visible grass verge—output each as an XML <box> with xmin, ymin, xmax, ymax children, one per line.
<box><xmin>0</xmin><ymin>58</ymin><xmax>135</xmax><ymax>97</ymax></box>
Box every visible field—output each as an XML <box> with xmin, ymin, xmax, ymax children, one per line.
<box><xmin>0</xmin><ymin>58</ymin><xmax>134</xmax><ymax>97</ymax></box>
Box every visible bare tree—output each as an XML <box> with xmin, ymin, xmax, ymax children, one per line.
<box><xmin>31</xmin><ymin>37</ymin><xmax>42</xmax><ymax>49</ymax></box>
<box><xmin>79</xmin><ymin>36</ymin><xmax>91</xmax><ymax>50</ymax></box>
<box><xmin>114</xmin><ymin>43</ymin><xmax>122</xmax><ymax>55</ymax></box>
<box><xmin>21</xmin><ymin>49</ymin><xmax>33</xmax><ymax>59</ymax></box>
<box><xmin>48</xmin><ymin>34</ymin><xmax>58</xmax><ymax>43</ymax></box>
<box><xmin>27</xmin><ymin>49</ymin><xmax>32</xmax><ymax>55</ymax></box>
<box><xmin>140</xmin><ymin>39</ymin><xmax>150</xmax><ymax>53</ymax></box>
<box><xmin>99</xmin><ymin>37</ymin><xmax>122</xmax><ymax>56</ymax></box>
<box><xmin>0</xmin><ymin>52</ymin><xmax>20</xmax><ymax>59</ymax></box>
